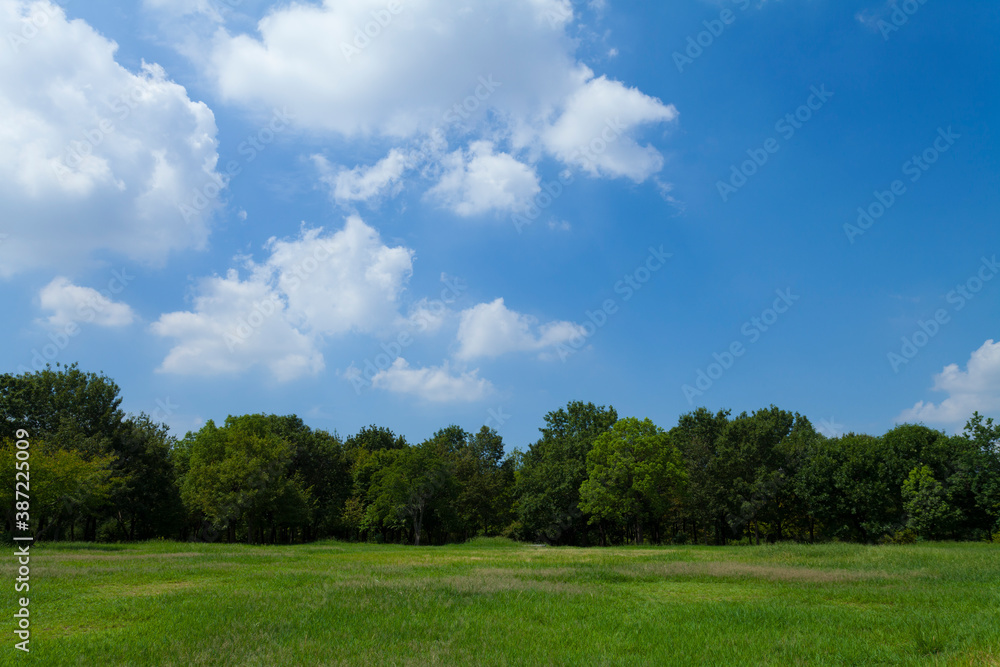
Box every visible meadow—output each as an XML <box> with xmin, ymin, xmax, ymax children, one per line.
<box><xmin>3</xmin><ymin>539</ymin><xmax>999</xmax><ymax>665</ymax></box>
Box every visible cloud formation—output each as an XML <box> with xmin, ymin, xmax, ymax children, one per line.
<box><xmin>897</xmin><ymin>340</ymin><xmax>1000</xmax><ymax>427</ymax></box>
<box><xmin>39</xmin><ymin>277</ymin><xmax>135</xmax><ymax>328</ymax></box>
<box><xmin>371</xmin><ymin>358</ymin><xmax>493</xmax><ymax>403</ymax></box>
<box><xmin>152</xmin><ymin>216</ymin><xmax>413</xmax><ymax>381</ymax></box>
<box><xmin>455</xmin><ymin>298</ymin><xmax>586</xmax><ymax>360</ymax></box>
<box><xmin>0</xmin><ymin>0</ymin><xmax>221</xmax><ymax>276</ymax></box>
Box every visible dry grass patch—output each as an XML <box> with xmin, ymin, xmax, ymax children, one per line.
<box><xmin>48</xmin><ymin>551</ymin><xmax>205</xmax><ymax>561</ymax></box>
<box><xmin>634</xmin><ymin>561</ymin><xmax>899</xmax><ymax>583</ymax></box>
<box><xmin>328</xmin><ymin>567</ymin><xmax>587</xmax><ymax>596</ymax></box>
<box><xmin>99</xmin><ymin>581</ymin><xmax>197</xmax><ymax>598</ymax></box>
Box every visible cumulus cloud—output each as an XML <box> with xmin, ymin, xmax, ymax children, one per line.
<box><xmin>371</xmin><ymin>358</ymin><xmax>493</xmax><ymax>403</ymax></box>
<box><xmin>266</xmin><ymin>216</ymin><xmax>414</xmax><ymax>336</ymax></box>
<box><xmin>401</xmin><ymin>298</ymin><xmax>452</xmax><ymax>335</ymax></box>
<box><xmin>314</xmin><ymin>149</ymin><xmax>412</xmax><ymax>204</ymax></box>
<box><xmin>427</xmin><ymin>142</ymin><xmax>541</xmax><ymax>216</ymax></box>
<box><xmin>39</xmin><ymin>277</ymin><xmax>135</xmax><ymax>328</ymax></box>
<box><xmin>542</xmin><ymin>75</ymin><xmax>678</xmax><ymax>181</ymax></box>
<box><xmin>143</xmin><ymin>0</ymin><xmax>222</xmax><ymax>20</ymax></box>
<box><xmin>151</xmin><ymin>216</ymin><xmax>413</xmax><ymax>381</ymax></box>
<box><xmin>150</xmin><ymin>268</ymin><xmax>323</xmax><ymax>382</ymax></box>
<box><xmin>897</xmin><ymin>340</ymin><xmax>1000</xmax><ymax>427</ymax></box>
<box><xmin>455</xmin><ymin>298</ymin><xmax>586</xmax><ymax>360</ymax></box>
<box><xmin>208</xmin><ymin>0</ymin><xmax>578</xmax><ymax>137</ymax></box>
<box><xmin>0</xmin><ymin>0</ymin><xmax>221</xmax><ymax>276</ymax></box>
<box><xmin>201</xmin><ymin>0</ymin><xmax>677</xmax><ymax>197</ymax></box>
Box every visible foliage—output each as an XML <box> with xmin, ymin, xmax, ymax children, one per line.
<box><xmin>579</xmin><ymin>417</ymin><xmax>685</xmax><ymax>544</ymax></box>
<box><xmin>2</xmin><ymin>364</ymin><xmax>999</xmax><ymax>547</ymax></box>
<box><xmin>516</xmin><ymin>401</ymin><xmax>618</xmax><ymax>545</ymax></box>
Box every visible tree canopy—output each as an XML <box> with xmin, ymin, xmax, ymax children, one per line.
<box><xmin>2</xmin><ymin>365</ymin><xmax>998</xmax><ymax>547</ymax></box>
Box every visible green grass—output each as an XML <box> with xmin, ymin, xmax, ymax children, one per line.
<box><xmin>3</xmin><ymin>540</ymin><xmax>999</xmax><ymax>665</ymax></box>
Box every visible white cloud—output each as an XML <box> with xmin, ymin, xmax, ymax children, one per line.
<box><xmin>455</xmin><ymin>298</ymin><xmax>586</xmax><ymax>360</ymax></box>
<box><xmin>542</xmin><ymin>75</ymin><xmax>678</xmax><ymax>181</ymax></box>
<box><xmin>401</xmin><ymin>298</ymin><xmax>451</xmax><ymax>335</ymax></box>
<box><xmin>314</xmin><ymin>149</ymin><xmax>412</xmax><ymax>204</ymax></box>
<box><xmin>372</xmin><ymin>358</ymin><xmax>493</xmax><ymax>403</ymax></box>
<box><xmin>143</xmin><ymin>0</ymin><xmax>221</xmax><ymax>20</ymax></box>
<box><xmin>897</xmin><ymin>340</ymin><xmax>1000</xmax><ymax>427</ymax></box>
<box><xmin>38</xmin><ymin>277</ymin><xmax>135</xmax><ymax>328</ymax></box>
<box><xmin>0</xmin><ymin>0</ymin><xmax>221</xmax><ymax>277</ymax></box>
<box><xmin>152</xmin><ymin>216</ymin><xmax>413</xmax><ymax>380</ymax></box>
<box><xmin>427</xmin><ymin>141</ymin><xmax>541</xmax><ymax>216</ymax></box>
<box><xmin>266</xmin><ymin>216</ymin><xmax>414</xmax><ymax>336</ymax></box>
<box><xmin>151</xmin><ymin>268</ymin><xmax>323</xmax><ymax>382</ymax></box>
<box><xmin>208</xmin><ymin>0</ymin><xmax>579</xmax><ymax>138</ymax></box>
<box><xmin>201</xmin><ymin>0</ymin><xmax>677</xmax><ymax>189</ymax></box>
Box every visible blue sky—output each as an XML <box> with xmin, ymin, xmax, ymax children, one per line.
<box><xmin>1</xmin><ymin>0</ymin><xmax>997</xmax><ymax>449</ymax></box>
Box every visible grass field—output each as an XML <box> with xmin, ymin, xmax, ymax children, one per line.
<box><xmin>3</xmin><ymin>539</ymin><xmax>999</xmax><ymax>665</ymax></box>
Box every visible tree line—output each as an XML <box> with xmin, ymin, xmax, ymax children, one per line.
<box><xmin>2</xmin><ymin>364</ymin><xmax>998</xmax><ymax>546</ymax></box>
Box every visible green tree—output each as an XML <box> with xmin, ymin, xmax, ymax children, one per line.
<box><xmin>827</xmin><ymin>434</ymin><xmax>894</xmax><ymax>541</ymax></box>
<box><xmin>366</xmin><ymin>440</ymin><xmax>455</xmax><ymax>545</ymax></box>
<box><xmin>345</xmin><ymin>425</ymin><xmax>407</xmax><ymax>452</ymax></box>
<box><xmin>0</xmin><ymin>363</ymin><xmax>123</xmax><ymax>452</ymax></box>
<box><xmin>516</xmin><ymin>401</ymin><xmax>617</xmax><ymax>545</ymax></box>
<box><xmin>453</xmin><ymin>426</ymin><xmax>513</xmax><ymax>538</ymax></box>
<box><xmin>902</xmin><ymin>464</ymin><xmax>961</xmax><ymax>540</ymax></box>
<box><xmin>711</xmin><ymin>406</ymin><xmax>797</xmax><ymax>544</ymax></box>
<box><xmin>671</xmin><ymin>408</ymin><xmax>731</xmax><ymax>544</ymax></box>
<box><xmin>579</xmin><ymin>417</ymin><xmax>685</xmax><ymax>544</ymax></box>
<box><xmin>180</xmin><ymin>416</ymin><xmax>309</xmax><ymax>543</ymax></box>
<box><xmin>785</xmin><ymin>433</ymin><xmax>838</xmax><ymax>543</ymax></box>
<box><xmin>963</xmin><ymin>412</ymin><xmax>1000</xmax><ymax>534</ymax></box>
<box><xmin>107</xmin><ymin>414</ymin><xmax>184</xmax><ymax>540</ymax></box>
<box><xmin>0</xmin><ymin>364</ymin><xmax>126</xmax><ymax>540</ymax></box>
<box><xmin>1</xmin><ymin>438</ymin><xmax>114</xmax><ymax>540</ymax></box>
